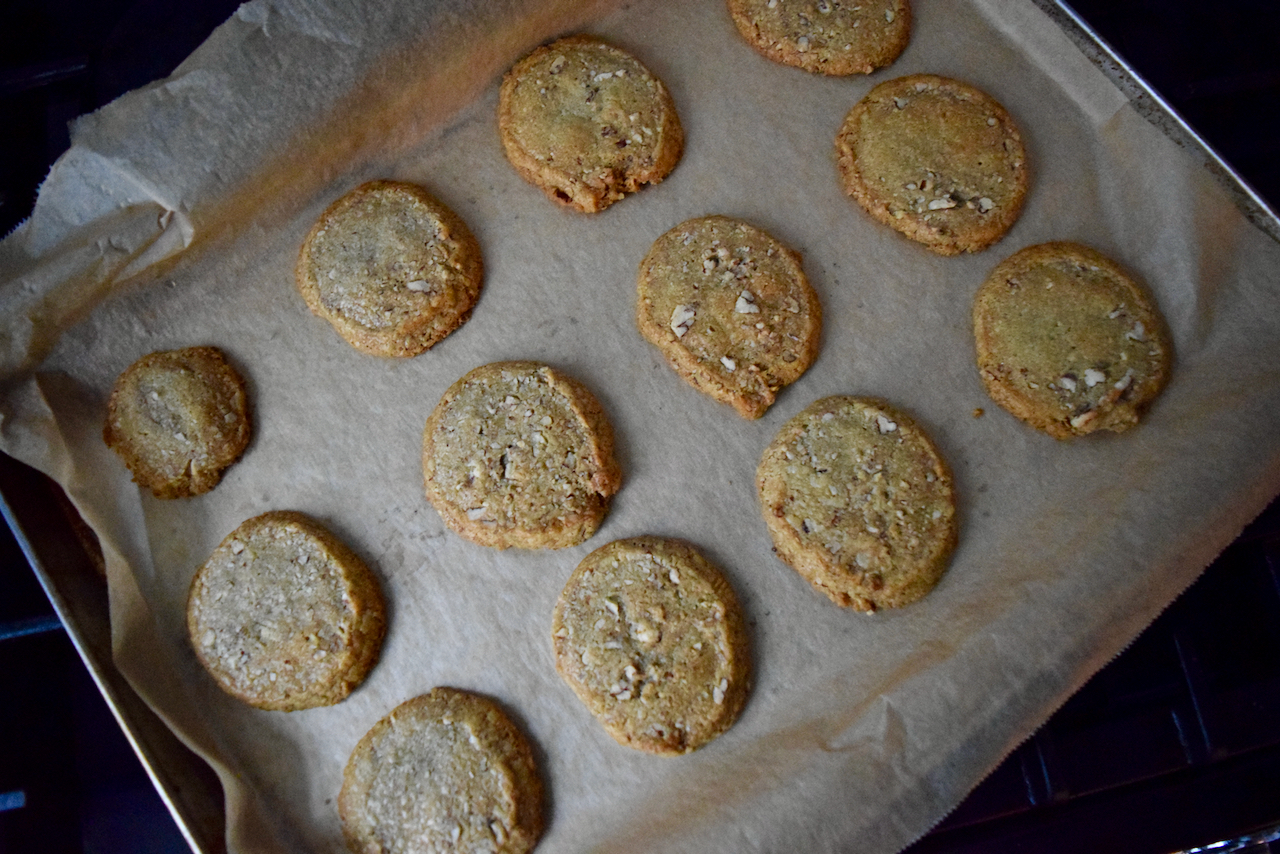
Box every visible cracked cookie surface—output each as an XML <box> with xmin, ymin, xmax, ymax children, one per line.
<box><xmin>187</xmin><ymin>511</ymin><xmax>385</xmax><ymax>711</ymax></box>
<box><xmin>552</xmin><ymin>536</ymin><xmax>750</xmax><ymax>755</ymax></box>
<box><xmin>836</xmin><ymin>74</ymin><xmax>1027</xmax><ymax>255</ymax></box>
<box><xmin>422</xmin><ymin>361</ymin><xmax>622</xmax><ymax>549</ymax></box>
<box><xmin>339</xmin><ymin>688</ymin><xmax>543</xmax><ymax>854</ymax></box>
<box><xmin>757</xmin><ymin>397</ymin><xmax>956</xmax><ymax>611</ymax></box>
<box><xmin>973</xmin><ymin>242</ymin><xmax>1172</xmax><ymax>438</ymax></box>
<box><xmin>637</xmin><ymin>216</ymin><xmax>821</xmax><ymax>419</ymax></box>
<box><xmin>295</xmin><ymin>180</ymin><xmax>483</xmax><ymax>357</ymax></box>
<box><xmin>498</xmin><ymin>35</ymin><xmax>683</xmax><ymax>212</ymax></box>
<box><xmin>728</xmin><ymin>0</ymin><xmax>911</xmax><ymax>76</ymax></box>
<box><xmin>104</xmin><ymin>346</ymin><xmax>251</xmax><ymax>499</ymax></box>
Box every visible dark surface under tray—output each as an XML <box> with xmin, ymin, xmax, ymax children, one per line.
<box><xmin>3</xmin><ymin>0</ymin><xmax>1280</xmax><ymax>851</ymax></box>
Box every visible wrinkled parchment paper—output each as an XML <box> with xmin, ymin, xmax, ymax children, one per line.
<box><xmin>3</xmin><ymin>0</ymin><xmax>1280</xmax><ymax>851</ymax></box>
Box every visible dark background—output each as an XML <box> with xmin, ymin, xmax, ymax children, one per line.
<box><xmin>2</xmin><ymin>1</ymin><xmax>1279</xmax><ymax>852</ymax></box>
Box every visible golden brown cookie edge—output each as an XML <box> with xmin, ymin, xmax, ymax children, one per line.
<box><xmin>726</xmin><ymin>0</ymin><xmax>912</xmax><ymax>76</ymax></box>
<box><xmin>422</xmin><ymin>361</ymin><xmax>623</xmax><ymax>550</ymax></box>
<box><xmin>973</xmin><ymin>241</ymin><xmax>1173</xmax><ymax>439</ymax></box>
<box><xmin>636</xmin><ymin>215</ymin><xmax>823</xmax><ymax>420</ymax></box>
<box><xmin>550</xmin><ymin>535</ymin><xmax>751</xmax><ymax>755</ymax></box>
<box><xmin>834</xmin><ymin>74</ymin><xmax>1029</xmax><ymax>256</ymax></box>
<box><xmin>295</xmin><ymin>180</ymin><xmax>484</xmax><ymax>358</ymax></box>
<box><xmin>102</xmin><ymin>346</ymin><xmax>252</xmax><ymax>499</ymax></box>
<box><xmin>186</xmin><ymin>510</ymin><xmax>386</xmax><ymax>712</ymax></box>
<box><xmin>497</xmin><ymin>35</ymin><xmax>685</xmax><ymax>213</ymax></box>
<box><xmin>757</xmin><ymin>396</ymin><xmax>957</xmax><ymax>611</ymax></box>
<box><xmin>337</xmin><ymin>687</ymin><xmax>543</xmax><ymax>854</ymax></box>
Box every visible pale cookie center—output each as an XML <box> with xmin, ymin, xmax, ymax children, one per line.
<box><xmin>309</xmin><ymin>198</ymin><xmax>455</xmax><ymax>330</ymax></box>
<box><xmin>433</xmin><ymin>376</ymin><xmax>599</xmax><ymax>526</ymax></box>
<box><xmin>195</xmin><ymin>532</ymin><xmax>355</xmax><ymax>698</ymax></box>
<box><xmin>510</xmin><ymin>51</ymin><xmax>663</xmax><ymax>174</ymax></box>
<box><xmin>857</xmin><ymin>91</ymin><xmax>1020</xmax><ymax>219</ymax></box>
<box><xmin>777</xmin><ymin>406</ymin><xmax>951</xmax><ymax>577</ymax></box>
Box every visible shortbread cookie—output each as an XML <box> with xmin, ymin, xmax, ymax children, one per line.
<box><xmin>498</xmin><ymin>35</ymin><xmax>683</xmax><ymax>213</ymax></box>
<box><xmin>637</xmin><ymin>216</ymin><xmax>822</xmax><ymax>419</ymax></box>
<box><xmin>757</xmin><ymin>397</ymin><xmax>956</xmax><ymax>611</ymax></box>
<box><xmin>974</xmin><ymin>242</ymin><xmax>1172</xmax><ymax>439</ymax></box>
<box><xmin>727</xmin><ymin>0</ymin><xmax>911</xmax><ymax>76</ymax></box>
<box><xmin>835</xmin><ymin>74</ymin><xmax>1027</xmax><ymax>255</ymax></box>
<box><xmin>339</xmin><ymin>688</ymin><xmax>543</xmax><ymax>854</ymax></box>
<box><xmin>552</xmin><ymin>537</ymin><xmax>750</xmax><ymax>755</ymax></box>
<box><xmin>104</xmin><ymin>346</ymin><xmax>251</xmax><ymax>499</ymax></box>
<box><xmin>422</xmin><ymin>361</ymin><xmax>622</xmax><ymax>549</ymax></box>
<box><xmin>187</xmin><ymin>511</ymin><xmax>385</xmax><ymax>711</ymax></box>
<box><xmin>295</xmin><ymin>180</ymin><xmax>483</xmax><ymax>357</ymax></box>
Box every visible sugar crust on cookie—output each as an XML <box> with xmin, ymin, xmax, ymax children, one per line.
<box><xmin>835</xmin><ymin>74</ymin><xmax>1027</xmax><ymax>255</ymax></box>
<box><xmin>103</xmin><ymin>346</ymin><xmax>251</xmax><ymax>499</ymax></box>
<box><xmin>637</xmin><ymin>215</ymin><xmax>822</xmax><ymax>419</ymax></box>
<box><xmin>551</xmin><ymin>536</ymin><xmax>750</xmax><ymax>755</ymax></box>
<box><xmin>973</xmin><ymin>242</ymin><xmax>1172</xmax><ymax>439</ymax></box>
<box><xmin>498</xmin><ymin>35</ymin><xmax>683</xmax><ymax>213</ymax></box>
<box><xmin>727</xmin><ymin>0</ymin><xmax>911</xmax><ymax>76</ymax></box>
<box><xmin>757</xmin><ymin>396</ymin><xmax>957</xmax><ymax>611</ymax></box>
<box><xmin>187</xmin><ymin>511</ymin><xmax>386</xmax><ymax>711</ymax></box>
<box><xmin>339</xmin><ymin>688</ymin><xmax>543</xmax><ymax>854</ymax></box>
<box><xmin>295</xmin><ymin>180</ymin><xmax>483</xmax><ymax>357</ymax></box>
<box><xmin>422</xmin><ymin>361</ymin><xmax>622</xmax><ymax>549</ymax></box>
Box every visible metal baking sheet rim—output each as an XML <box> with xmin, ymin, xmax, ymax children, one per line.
<box><xmin>0</xmin><ymin>458</ymin><xmax>227</xmax><ymax>854</ymax></box>
<box><xmin>4</xmin><ymin>3</ymin><xmax>1279</xmax><ymax>853</ymax></box>
<box><xmin>1037</xmin><ymin>0</ymin><xmax>1280</xmax><ymax>243</ymax></box>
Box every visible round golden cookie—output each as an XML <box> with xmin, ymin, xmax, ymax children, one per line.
<box><xmin>835</xmin><ymin>74</ymin><xmax>1028</xmax><ymax>255</ymax></box>
<box><xmin>498</xmin><ymin>35</ymin><xmax>684</xmax><ymax>213</ymax></box>
<box><xmin>757</xmin><ymin>397</ymin><xmax>957</xmax><ymax>611</ymax></box>
<box><xmin>422</xmin><ymin>361</ymin><xmax>623</xmax><ymax>550</ymax></box>
<box><xmin>973</xmin><ymin>242</ymin><xmax>1172</xmax><ymax>439</ymax></box>
<box><xmin>637</xmin><ymin>216</ymin><xmax>822</xmax><ymax>419</ymax></box>
<box><xmin>295</xmin><ymin>180</ymin><xmax>483</xmax><ymax>357</ymax></box>
<box><xmin>727</xmin><ymin>0</ymin><xmax>911</xmax><ymax>76</ymax></box>
<box><xmin>551</xmin><ymin>536</ymin><xmax>750</xmax><ymax>755</ymax></box>
<box><xmin>339</xmin><ymin>688</ymin><xmax>543</xmax><ymax>854</ymax></box>
<box><xmin>103</xmin><ymin>346</ymin><xmax>251</xmax><ymax>499</ymax></box>
<box><xmin>187</xmin><ymin>511</ymin><xmax>386</xmax><ymax>711</ymax></box>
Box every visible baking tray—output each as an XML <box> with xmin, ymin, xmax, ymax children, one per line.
<box><xmin>0</xmin><ymin>453</ymin><xmax>226</xmax><ymax>853</ymax></box>
<box><xmin>2</xmin><ymin>0</ymin><xmax>1278</xmax><ymax>851</ymax></box>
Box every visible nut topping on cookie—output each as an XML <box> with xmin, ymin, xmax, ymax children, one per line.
<box><xmin>757</xmin><ymin>397</ymin><xmax>957</xmax><ymax>611</ymax></box>
<box><xmin>104</xmin><ymin>346</ymin><xmax>251</xmax><ymax>499</ymax></box>
<box><xmin>552</xmin><ymin>537</ymin><xmax>750</xmax><ymax>754</ymax></box>
<box><xmin>836</xmin><ymin>75</ymin><xmax>1028</xmax><ymax>255</ymax></box>
<box><xmin>728</xmin><ymin>0</ymin><xmax>912</xmax><ymax>76</ymax></box>
<box><xmin>295</xmin><ymin>181</ymin><xmax>483</xmax><ymax>357</ymax></box>
<box><xmin>423</xmin><ymin>361</ymin><xmax>622</xmax><ymax>549</ymax></box>
<box><xmin>973</xmin><ymin>242</ymin><xmax>1172</xmax><ymax>438</ymax></box>
<box><xmin>638</xmin><ymin>216</ymin><xmax>821</xmax><ymax>419</ymax></box>
<box><xmin>498</xmin><ymin>36</ymin><xmax>683</xmax><ymax>212</ymax></box>
<box><xmin>187</xmin><ymin>511</ymin><xmax>385</xmax><ymax>711</ymax></box>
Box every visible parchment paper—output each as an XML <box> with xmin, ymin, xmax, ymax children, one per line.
<box><xmin>3</xmin><ymin>0</ymin><xmax>1280</xmax><ymax>851</ymax></box>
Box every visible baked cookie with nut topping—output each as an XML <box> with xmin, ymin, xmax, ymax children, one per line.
<box><xmin>295</xmin><ymin>180</ymin><xmax>483</xmax><ymax>357</ymax></box>
<box><xmin>339</xmin><ymin>688</ymin><xmax>543</xmax><ymax>854</ymax></box>
<box><xmin>637</xmin><ymin>216</ymin><xmax>821</xmax><ymax>419</ymax></box>
<box><xmin>498</xmin><ymin>35</ymin><xmax>683</xmax><ymax>212</ymax></box>
<box><xmin>187</xmin><ymin>511</ymin><xmax>386</xmax><ymax>711</ymax></box>
<box><xmin>422</xmin><ymin>361</ymin><xmax>622</xmax><ymax>549</ymax></box>
<box><xmin>835</xmin><ymin>74</ymin><xmax>1027</xmax><ymax>255</ymax></box>
<box><xmin>973</xmin><ymin>242</ymin><xmax>1172</xmax><ymax>438</ymax></box>
<box><xmin>104</xmin><ymin>346</ymin><xmax>251</xmax><ymax>499</ymax></box>
<box><xmin>551</xmin><ymin>536</ymin><xmax>750</xmax><ymax>755</ymax></box>
<box><xmin>757</xmin><ymin>397</ymin><xmax>957</xmax><ymax>611</ymax></box>
<box><xmin>727</xmin><ymin>0</ymin><xmax>911</xmax><ymax>76</ymax></box>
